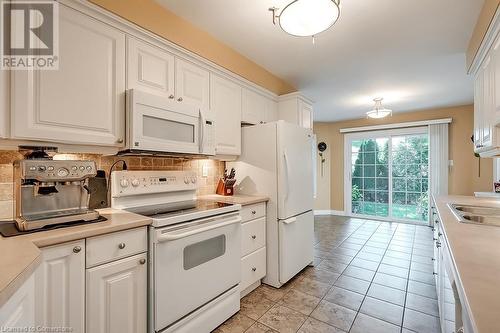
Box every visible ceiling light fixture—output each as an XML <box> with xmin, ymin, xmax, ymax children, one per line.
<box><xmin>269</xmin><ymin>0</ymin><xmax>341</xmax><ymax>43</ymax></box>
<box><xmin>366</xmin><ymin>98</ymin><xmax>393</xmax><ymax>119</ymax></box>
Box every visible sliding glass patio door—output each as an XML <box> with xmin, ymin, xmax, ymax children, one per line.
<box><xmin>345</xmin><ymin>127</ymin><xmax>429</xmax><ymax>224</ymax></box>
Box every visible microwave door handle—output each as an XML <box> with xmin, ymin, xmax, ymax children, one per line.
<box><xmin>156</xmin><ymin>215</ymin><xmax>242</xmax><ymax>242</ymax></box>
<box><xmin>199</xmin><ymin>109</ymin><xmax>205</xmax><ymax>153</ymax></box>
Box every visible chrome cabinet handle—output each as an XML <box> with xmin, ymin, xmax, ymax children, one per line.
<box><xmin>251</xmin><ymin>210</ymin><xmax>256</xmax><ymax>215</ymax></box>
<box><xmin>433</xmin><ymin>237</ymin><xmax>437</xmax><ymax>241</ymax></box>
<box><xmin>177</xmin><ymin>97</ymin><xmax>183</xmax><ymax>102</ymax></box>
<box><xmin>168</xmin><ymin>94</ymin><xmax>174</xmax><ymax>99</ymax></box>
<box><xmin>433</xmin><ymin>272</ymin><xmax>438</xmax><ymax>275</ymax></box>
<box><xmin>252</xmin><ymin>267</ymin><xmax>257</xmax><ymax>272</ymax></box>
<box><xmin>438</xmin><ymin>232</ymin><xmax>442</xmax><ymax>237</ymax></box>
<box><xmin>436</xmin><ymin>242</ymin><xmax>441</xmax><ymax>248</ymax></box>
<box><xmin>251</xmin><ymin>235</ymin><xmax>256</xmax><ymax>239</ymax></box>
<box><xmin>116</xmin><ymin>138</ymin><xmax>124</xmax><ymax>144</ymax></box>
<box><xmin>118</xmin><ymin>242</ymin><xmax>126</xmax><ymax>249</ymax></box>
<box><xmin>476</xmin><ymin>144</ymin><xmax>484</xmax><ymax>148</ymax></box>
<box><xmin>73</xmin><ymin>246</ymin><xmax>81</xmax><ymax>253</ymax></box>
<box><xmin>139</xmin><ymin>258</ymin><xmax>146</xmax><ymax>265</ymax></box>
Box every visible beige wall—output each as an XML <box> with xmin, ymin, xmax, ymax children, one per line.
<box><xmin>313</xmin><ymin>105</ymin><xmax>493</xmax><ymax>211</ymax></box>
<box><xmin>89</xmin><ymin>0</ymin><xmax>295</xmax><ymax>95</ymax></box>
<box><xmin>467</xmin><ymin>0</ymin><xmax>500</xmax><ymax>71</ymax></box>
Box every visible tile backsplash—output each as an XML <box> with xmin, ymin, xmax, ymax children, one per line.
<box><xmin>0</xmin><ymin>150</ymin><xmax>225</xmax><ymax>220</ymax></box>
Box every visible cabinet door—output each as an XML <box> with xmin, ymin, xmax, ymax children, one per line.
<box><xmin>11</xmin><ymin>5</ymin><xmax>126</xmax><ymax>146</ymax></box>
<box><xmin>211</xmin><ymin>74</ymin><xmax>242</xmax><ymax>155</ymax></box>
<box><xmin>0</xmin><ymin>67</ymin><xmax>8</xmax><ymax>138</ymax></box>
<box><xmin>481</xmin><ymin>55</ymin><xmax>493</xmax><ymax>149</ymax></box>
<box><xmin>35</xmin><ymin>240</ymin><xmax>85</xmax><ymax>333</ymax></box>
<box><xmin>0</xmin><ymin>274</ymin><xmax>35</xmax><ymax>329</ymax></box>
<box><xmin>299</xmin><ymin>100</ymin><xmax>313</xmax><ymax>129</ymax></box>
<box><xmin>473</xmin><ymin>69</ymin><xmax>484</xmax><ymax>151</ymax></box>
<box><xmin>175</xmin><ymin>58</ymin><xmax>209</xmax><ymax>109</ymax></box>
<box><xmin>242</xmin><ymin>88</ymin><xmax>267</xmax><ymax>125</ymax></box>
<box><xmin>127</xmin><ymin>37</ymin><xmax>175</xmax><ymax>99</ymax></box>
<box><xmin>86</xmin><ymin>253</ymin><xmax>147</xmax><ymax>333</ymax></box>
<box><xmin>266</xmin><ymin>99</ymin><xmax>278</xmax><ymax>123</ymax></box>
<box><xmin>493</xmin><ymin>34</ymin><xmax>500</xmax><ymax>124</ymax></box>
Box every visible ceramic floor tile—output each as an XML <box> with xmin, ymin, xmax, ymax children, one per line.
<box><xmin>349</xmin><ymin>257</ymin><xmax>380</xmax><ymax>271</ymax></box>
<box><xmin>240</xmin><ymin>291</ymin><xmax>275</xmax><ymax>320</ymax></box>
<box><xmin>410</xmin><ymin>261</ymin><xmax>434</xmax><ymax>273</ymax></box>
<box><xmin>215</xmin><ymin>312</ymin><xmax>255</xmax><ymax>333</ymax></box>
<box><xmin>403</xmin><ymin>308</ymin><xmax>441</xmax><ymax>333</ymax></box>
<box><xmin>342</xmin><ymin>265</ymin><xmax>376</xmax><ymax>282</ymax></box>
<box><xmin>324</xmin><ymin>286</ymin><xmax>364</xmax><ymax>311</ymax></box>
<box><xmin>310</xmin><ymin>300</ymin><xmax>357</xmax><ymax>332</ymax></box>
<box><xmin>407</xmin><ymin>280</ymin><xmax>438</xmax><ymax>299</ymax></box>
<box><xmin>355</xmin><ymin>251</ymin><xmax>383</xmax><ymax>262</ymax></box>
<box><xmin>409</xmin><ymin>269</ymin><xmax>436</xmax><ymax>286</ymax></box>
<box><xmin>359</xmin><ymin>297</ymin><xmax>404</xmax><ymax>326</ymax></box>
<box><xmin>297</xmin><ymin>317</ymin><xmax>346</xmax><ymax>333</ymax></box>
<box><xmin>258</xmin><ymin>304</ymin><xmax>307</xmax><ymax>333</ymax></box>
<box><xmin>367</xmin><ymin>283</ymin><xmax>406</xmax><ymax>306</ymax></box>
<box><xmin>317</xmin><ymin>259</ymin><xmax>348</xmax><ymax>274</ymax></box>
<box><xmin>377</xmin><ymin>263</ymin><xmax>409</xmax><ymax>279</ymax></box>
<box><xmin>327</xmin><ymin>253</ymin><xmax>354</xmax><ymax>265</ymax></box>
<box><xmin>350</xmin><ymin>313</ymin><xmax>401</xmax><ymax>333</ymax></box>
<box><xmin>360</xmin><ymin>246</ymin><xmax>386</xmax><ymax>255</ymax></box>
<box><xmin>334</xmin><ymin>275</ymin><xmax>370</xmax><ymax>294</ymax></box>
<box><xmin>279</xmin><ymin>289</ymin><xmax>321</xmax><ymax>316</ymax></box>
<box><xmin>302</xmin><ymin>266</ymin><xmax>340</xmax><ymax>285</ymax></box>
<box><xmin>245</xmin><ymin>322</ymin><xmax>278</xmax><ymax>333</ymax></box>
<box><xmin>253</xmin><ymin>284</ymin><xmax>289</xmax><ymax>302</ymax></box>
<box><xmin>330</xmin><ymin>247</ymin><xmax>359</xmax><ymax>257</ymax></box>
<box><xmin>372</xmin><ymin>272</ymin><xmax>408</xmax><ymax>291</ymax></box>
<box><xmin>381</xmin><ymin>256</ymin><xmax>411</xmax><ymax>269</ymax></box>
<box><xmin>384</xmin><ymin>250</ymin><xmax>412</xmax><ymax>261</ymax></box>
<box><xmin>411</xmin><ymin>254</ymin><xmax>434</xmax><ymax>264</ymax></box>
<box><xmin>405</xmin><ymin>292</ymin><xmax>439</xmax><ymax>317</ymax></box>
<box><xmin>293</xmin><ymin>277</ymin><xmax>332</xmax><ymax>298</ymax></box>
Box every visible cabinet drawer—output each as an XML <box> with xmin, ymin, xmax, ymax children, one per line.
<box><xmin>241</xmin><ymin>203</ymin><xmax>266</xmax><ymax>223</ymax></box>
<box><xmin>86</xmin><ymin>227</ymin><xmax>147</xmax><ymax>268</ymax></box>
<box><xmin>241</xmin><ymin>217</ymin><xmax>266</xmax><ymax>257</ymax></box>
<box><xmin>241</xmin><ymin>247</ymin><xmax>266</xmax><ymax>291</ymax></box>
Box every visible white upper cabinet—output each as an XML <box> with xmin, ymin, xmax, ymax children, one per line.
<box><xmin>278</xmin><ymin>93</ymin><xmax>314</xmax><ymax>129</ymax></box>
<box><xmin>127</xmin><ymin>37</ymin><xmax>175</xmax><ymax>99</ymax></box>
<box><xmin>86</xmin><ymin>253</ymin><xmax>147</xmax><ymax>333</ymax></box>
<box><xmin>0</xmin><ymin>68</ymin><xmax>8</xmax><ymax>138</ymax></box>
<box><xmin>35</xmin><ymin>240</ymin><xmax>85</xmax><ymax>333</ymax></box>
<box><xmin>11</xmin><ymin>5</ymin><xmax>126</xmax><ymax>146</ymax></box>
<box><xmin>242</xmin><ymin>88</ymin><xmax>268</xmax><ymax>125</ymax></box>
<box><xmin>266</xmin><ymin>99</ymin><xmax>278</xmax><ymax>123</ymax></box>
<box><xmin>211</xmin><ymin>74</ymin><xmax>242</xmax><ymax>156</ymax></box>
<box><xmin>175</xmin><ymin>58</ymin><xmax>210</xmax><ymax>110</ymax></box>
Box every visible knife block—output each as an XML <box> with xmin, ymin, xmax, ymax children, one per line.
<box><xmin>216</xmin><ymin>179</ymin><xmax>234</xmax><ymax>196</ymax></box>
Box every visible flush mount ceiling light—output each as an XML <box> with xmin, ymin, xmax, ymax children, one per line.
<box><xmin>269</xmin><ymin>0</ymin><xmax>341</xmax><ymax>42</ymax></box>
<box><xmin>366</xmin><ymin>98</ymin><xmax>393</xmax><ymax>119</ymax></box>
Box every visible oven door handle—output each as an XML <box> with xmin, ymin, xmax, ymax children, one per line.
<box><xmin>156</xmin><ymin>215</ymin><xmax>242</xmax><ymax>242</ymax></box>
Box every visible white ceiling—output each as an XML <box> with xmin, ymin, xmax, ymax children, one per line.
<box><xmin>158</xmin><ymin>0</ymin><xmax>484</xmax><ymax>122</ymax></box>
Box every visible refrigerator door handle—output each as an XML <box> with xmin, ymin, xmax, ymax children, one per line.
<box><xmin>282</xmin><ymin>217</ymin><xmax>297</xmax><ymax>224</ymax></box>
<box><xmin>283</xmin><ymin>150</ymin><xmax>290</xmax><ymax>201</ymax></box>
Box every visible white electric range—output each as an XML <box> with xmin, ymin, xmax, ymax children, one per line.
<box><xmin>111</xmin><ymin>170</ymin><xmax>242</xmax><ymax>333</ymax></box>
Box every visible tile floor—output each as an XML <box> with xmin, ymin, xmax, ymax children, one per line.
<box><xmin>214</xmin><ymin>215</ymin><xmax>444</xmax><ymax>333</ymax></box>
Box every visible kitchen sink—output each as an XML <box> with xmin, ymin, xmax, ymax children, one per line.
<box><xmin>448</xmin><ymin>204</ymin><xmax>500</xmax><ymax>227</ymax></box>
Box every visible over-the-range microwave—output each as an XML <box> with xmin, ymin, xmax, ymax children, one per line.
<box><xmin>122</xmin><ymin>89</ymin><xmax>215</xmax><ymax>156</ymax></box>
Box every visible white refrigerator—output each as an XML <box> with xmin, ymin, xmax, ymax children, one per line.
<box><xmin>228</xmin><ymin>121</ymin><xmax>314</xmax><ymax>288</ymax></box>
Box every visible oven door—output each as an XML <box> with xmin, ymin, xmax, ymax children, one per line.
<box><xmin>128</xmin><ymin>89</ymin><xmax>202</xmax><ymax>154</ymax></box>
<box><xmin>152</xmin><ymin>212</ymin><xmax>241</xmax><ymax>331</ymax></box>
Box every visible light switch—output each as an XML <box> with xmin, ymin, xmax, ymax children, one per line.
<box><xmin>202</xmin><ymin>163</ymin><xmax>209</xmax><ymax>177</ymax></box>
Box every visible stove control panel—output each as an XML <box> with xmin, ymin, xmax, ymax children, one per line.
<box><xmin>111</xmin><ymin>170</ymin><xmax>197</xmax><ymax>196</ymax></box>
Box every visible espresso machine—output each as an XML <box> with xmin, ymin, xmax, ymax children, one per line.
<box><xmin>14</xmin><ymin>148</ymin><xmax>100</xmax><ymax>231</ymax></box>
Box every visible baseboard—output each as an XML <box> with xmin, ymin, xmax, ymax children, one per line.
<box><xmin>313</xmin><ymin>210</ymin><xmax>346</xmax><ymax>216</ymax></box>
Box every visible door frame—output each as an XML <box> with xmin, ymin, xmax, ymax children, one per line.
<box><xmin>344</xmin><ymin>126</ymin><xmax>430</xmax><ymax>225</ymax></box>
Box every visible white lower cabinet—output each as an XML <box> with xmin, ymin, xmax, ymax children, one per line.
<box><xmin>86</xmin><ymin>253</ymin><xmax>147</xmax><ymax>333</ymax></box>
<box><xmin>35</xmin><ymin>240</ymin><xmax>86</xmax><ymax>333</ymax></box>
<box><xmin>240</xmin><ymin>203</ymin><xmax>267</xmax><ymax>297</ymax></box>
<box><xmin>0</xmin><ymin>274</ymin><xmax>35</xmax><ymax>329</ymax></box>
